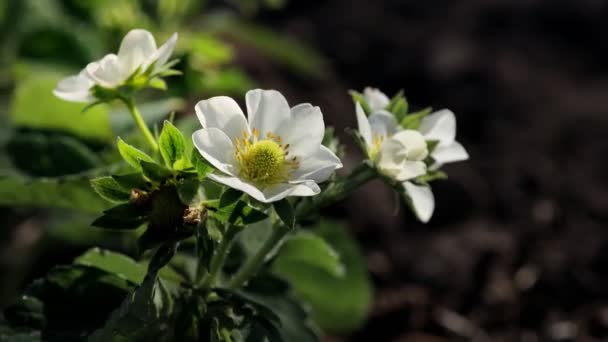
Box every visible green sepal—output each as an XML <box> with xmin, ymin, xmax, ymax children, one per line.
<box><xmin>147</xmin><ymin>78</ymin><xmax>167</xmax><ymax>90</ymax></box>
<box><xmin>158</xmin><ymin>120</ymin><xmax>186</xmax><ymax>169</ymax></box>
<box><xmin>400</xmin><ymin>107</ymin><xmax>432</xmax><ymax>130</ymax></box>
<box><xmin>274</xmin><ymin>199</ymin><xmax>295</xmax><ymax>229</ymax></box>
<box><xmin>117</xmin><ymin>137</ymin><xmax>154</xmax><ymax>170</ymax></box>
<box><xmin>387</xmin><ymin>90</ymin><xmax>408</xmax><ymax>121</ymax></box>
<box><xmin>348</xmin><ymin>90</ymin><xmax>372</xmax><ymax>115</ymax></box>
<box><xmin>90</xmin><ymin>176</ymin><xmax>131</xmax><ymax>203</ymax></box>
<box><xmin>426</xmin><ymin>139</ymin><xmax>440</xmax><ymax>154</ymax></box>
<box><xmin>207</xmin><ymin>199</ymin><xmax>268</xmax><ymax>226</ymax></box>
<box><xmin>415</xmin><ymin>170</ymin><xmax>448</xmax><ymax>184</ymax></box>
<box><xmin>176</xmin><ymin>178</ymin><xmax>200</xmax><ymax>205</ymax></box>
<box><xmin>140</xmin><ymin>161</ymin><xmax>173</xmax><ymax>183</ymax></box>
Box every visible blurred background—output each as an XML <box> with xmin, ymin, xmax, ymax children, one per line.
<box><xmin>1</xmin><ymin>0</ymin><xmax>608</xmax><ymax>341</ymax></box>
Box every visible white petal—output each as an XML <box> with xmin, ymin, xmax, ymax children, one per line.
<box><xmin>363</xmin><ymin>87</ymin><xmax>390</xmax><ymax>111</ymax></box>
<box><xmin>277</xmin><ymin>103</ymin><xmax>325</xmax><ymax>158</ymax></box>
<box><xmin>355</xmin><ymin>102</ymin><xmax>373</xmax><ymax>148</ymax></box>
<box><xmin>246</xmin><ymin>89</ymin><xmax>290</xmax><ymax>138</ymax></box>
<box><xmin>291</xmin><ymin>145</ymin><xmax>343</xmax><ymax>183</ymax></box>
<box><xmin>391</xmin><ymin>130</ymin><xmax>428</xmax><ymax>161</ymax></box>
<box><xmin>118</xmin><ymin>29</ymin><xmax>157</xmax><ymax>74</ymax></box>
<box><xmin>195</xmin><ymin>96</ymin><xmax>249</xmax><ymax>141</ymax></box>
<box><xmin>403</xmin><ymin>181</ymin><xmax>435</xmax><ymax>223</ymax></box>
<box><xmin>208</xmin><ymin>174</ymin><xmax>266</xmax><ymax>202</ymax></box>
<box><xmin>150</xmin><ymin>32</ymin><xmax>178</xmax><ymax>72</ymax></box>
<box><xmin>192</xmin><ymin>128</ymin><xmax>238</xmax><ymax>176</ymax></box>
<box><xmin>420</xmin><ymin>109</ymin><xmax>456</xmax><ymax>146</ymax></box>
<box><xmin>432</xmin><ymin>141</ymin><xmax>469</xmax><ymax>166</ymax></box>
<box><xmin>53</xmin><ymin>71</ymin><xmax>95</xmax><ymax>102</ymax></box>
<box><xmin>369</xmin><ymin>110</ymin><xmax>399</xmax><ymax>138</ymax></box>
<box><xmin>394</xmin><ymin>161</ymin><xmax>427</xmax><ymax>181</ymax></box>
<box><xmin>262</xmin><ymin>180</ymin><xmax>320</xmax><ymax>203</ymax></box>
<box><xmin>85</xmin><ymin>54</ymin><xmax>127</xmax><ymax>88</ymax></box>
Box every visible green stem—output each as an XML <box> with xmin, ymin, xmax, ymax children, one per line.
<box><xmin>201</xmin><ymin>224</ymin><xmax>240</xmax><ymax>289</ymax></box>
<box><xmin>295</xmin><ymin>163</ymin><xmax>377</xmax><ymax>220</ymax></box>
<box><xmin>120</xmin><ymin>96</ymin><xmax>158</xmax><ymax>152</ymax></box>
<box><xmin>228</xmin><ymin>224</ymin><xmax>288</xmax><ymax>289</ymax></box>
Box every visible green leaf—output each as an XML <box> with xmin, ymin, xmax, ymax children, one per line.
<box><xmin>191</xmin><ymin>149</ymin><xmax>214</xmax><ymax>179</ymax></box>
<box><xmin>220</xmin><ymin>188</ymin><xmax>242</xmax><ymax>208</ymax></box>
<box><xmin>74</xmin><ymin>248</ymin><xmax>146</xmax><ymax>284</ymax></box>
<box><xmin>273</xmin><ymin>232</ymin><xmax>344</xmax><ymax>278</ymax></box>
<box><xmin>0</xmin><ymin>175</ymin><xmax>110</xmax><ymax>213</ymax></box>
<box><xmin>91</xmin><ymin>213</ymin><xmax>146</xmax><ymax>230</ymax></box>
<box><xmin>176</xmin><ymin>178</ymin><xmax>200</xmax><ymax>205</ymax></box>
<box><xmin>9</xmin><ymin>72</ymin><xmax>112</xmax><ymax>141</ymax></box>
<box><xmin>112</xmin><ymin>172</ymin><xmax>150</xmax><ymax>190</ymax></box>
<box><xmin>272</xmin><ymin>220</ymin><xmax>372</xmax><ymax>333</ymax></box>
<box><xmin>273</xmin><ymin>199</ymin><xmax>295</xmax><ymax>228</ymax></box>
<box><xmin>415</xmin><ymin>169</ymin><xmax>448</xmax><ymax>184</ymax></box>
<box><xmin>2</xmin><ymin>296</ymin><xmax>45</xmax><ymax>330</ymax></box>
<box><xmin>348</xmin><ymin>90</ymin><xmax>371</xmax><ymax>115</ymax></box>
<box><xmin>90</xmin><ymin>176</ymin><xmax>130</xmax><ymax>203</ymax></box>
<box><xmin>159</xmin><ymin>120</ymin><xmax>186</xmax><ymax>168</ymax></box>
<box><xmin>400</xmin><ymin>107</ymin><xmax>432</xmax><ymax>130</ymax></box>
<box><xmin>117</xmin><ymin>137</ymin><xmax>154</xmax><ymax>170</ymax></box>
<box><xmin>140</xmin><ymin>161</ymin><xmax>173</xmax><ymax>182</ymax></box>
<box><xmin>208</xmin><ymin>199</ymin><xmax>268</xmax><ymax>226</ymax></box>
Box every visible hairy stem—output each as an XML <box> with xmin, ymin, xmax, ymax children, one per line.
<box><xmin>120</xmin><ymin>96</ymin><xmax>158</xmax><ymax>152</ymax></box>
<box><xmin>295</xmin><ymin>163</ymin><xmax>377</xmax><ymax>220</ymax></box>
<box><xmin>227</xmin><ymin>224</ymin><xmax>287</xmax><ymax>289</ymax></box>
<box><xmin>201</xmin><ymin>224</ymin><xmax>240</xmax><ymax>289</ymax></box>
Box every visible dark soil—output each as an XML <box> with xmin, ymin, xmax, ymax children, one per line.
<box><xmin>248</xmin><ymin>0</ymin><xmax>608</xmax><ymax>340</ymax></box>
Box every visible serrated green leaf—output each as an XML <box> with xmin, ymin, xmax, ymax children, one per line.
<box><xmin>274</xmin><ymin>199</ymin><xmax>295</xmax><ymax>229</ymax></box>
<box><xmin>400</xmin><ymin>107</ymin><xmax>432</xmax><ymax>129</ymax></box>
<box><xmin>74</xmin><ymin>248</ymin><xmax>146</xmax><ymax>284</ymax></box>
<box><xmin>90</xmin><ymin>176</ymin><xmax>130</xmax><ymax>203</ymax></box>
<box><xmin>220</xmin><ymin>188</ymin><xmax>242</xmax><ymax>208</ymax></box>
<box><xmin>140</xmin><ymin>161</ymin><xmax>173</xmax><ymax>182</ymax></box>
<box><xmin>159</xmin><ymin>120</ymin><xmax>186</xmax><ymax>168</ymax></box>
<box><xmin>273</xmin><ymin>232</ymin><xmax>344</xmax><ymax>278</ymax></box>
<box><xmin>191</xmin><ymin>149</ymin><xmax>214</xmax><ymax>179</ymax></box>
<box><xmin>112</xmin><ymin>172</ymin><xmax>150</xmax><ymax>190</ymax></box>
<box><xmin>117</xmin><ymin>137</ymin><xmax>154</xmax><ymax>170</ymax></box>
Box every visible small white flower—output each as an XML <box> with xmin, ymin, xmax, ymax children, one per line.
<box><xmin>403</xmin><ymin>109</ymin><xmax>469</xmax><ymax>223</ymax></box>
<box><xmin>53</xmin><ymin>29</ymin><xmax>178</xmax><ymax>103</ymax></box>
<box><xmin>192</xmin><ymin>89</ymin><xmax>343</xmax><ymax>203</ymax></box>
<box><xmin>355</xmin><ymin>103</ymin><xmax>428</xmax><ymax>181</ymax></box>
<box><xmin>363</xmin><ymin>87</ymin><xmax>390</xmax><ymax>111</ymax></box>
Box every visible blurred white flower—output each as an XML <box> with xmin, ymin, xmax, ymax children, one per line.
<box><xmin>363</xmin><ymin>87</ymin><xmax>390</xmax><ymax>111</ymax></box>
<box><xmin>356</xmin><ymin>102</ymin><xmax>428</xmax><ymax>181</ymax></box>
<box><xmin>403</xmin><ymin>109</ymin><xmax>469</xmax><ymax>223</ymax></box>
<box><xmin>53</xmin><ymin>29</ymin><xmax>178</xmax><ymax>102</ymax></box>
<box><xmin>192</xmin><ymin>89</ymin><xmax>342</xmax><ymax>203</ymax></box>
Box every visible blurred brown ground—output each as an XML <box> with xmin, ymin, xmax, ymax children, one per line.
<box><xmin>243</xmin><ymin>0</ymin><xmax>608</xmax><ymax>340</ymax></box>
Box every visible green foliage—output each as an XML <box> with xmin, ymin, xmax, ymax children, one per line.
<box><xmin>415</xmin><ymin>169</ymin><xmax>448</xmax><ymax>184</ymax></box>
<box><xmin>92</xmin><ymin>203</ymin><xmax>148</xmax><ymax>230</ymax></box>
<box><xmin>273</xmin><ymin>199</ymin><xmax>295</xmax><ymax>229</ymax></box>
<box><xmin>272</xmin><ymin>220</ymin><xmax>372</xmax><ymax>333</ymax></box>
<box><xmin>191</xmin><ymin>149</ymin><xmax>214</xmax><ymax>179</ymax></box>
<box><xmin>140</xmin><ymin>161</ymin><xmax>173</xmax><ymax>183</ymax></box>
<box><xmin>273</xmin><ymin>231</ymin><xmax>344</xmax><ymax>278</ymax></box>
<box><xmin>0</xmin><ymin>175</ymin><xmax>110</xmax><ymax>213</ymax></box>
<box><xmin>349</xmin><ymin>90</ymin><xmax>372</xmax><ymax>115</ymax></box>
<box><xmin>387</xmin><ymin>90</ymin><xmax>409</xmax><ymax>121</ymax></box>
<box><xmin>90</xmin><ymin>176</ymin><xmax>131</xmax><ymax>203</ymax></box>
<box><xmin>75</xmin><ymin>248</ymin><xmax>147</xmax><ymax>284</ymax></box>
<box><xmin>9</xmin><ymin>72</ymin><xmax>112</xmax><ymax>141</ymax></box>
<box><xmin>117</xmin><ymin>137</ymin><xmax>154</xmax><ymax>170</ymax></box>
<box><xmin>400</xmin><ymin>107</ymin><xmax>432</xmax><ymax>130</ymax></box>
<box><xmin>159</xmin><ymin>120</ymin><xmax>187</xmax><ymax>169</ymax></box>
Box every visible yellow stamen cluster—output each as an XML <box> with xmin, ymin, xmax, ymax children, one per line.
<box><xmin>234</xmin><ymin>128</ymin><xmax>299</xmax><ymax>187</ymax></box>
<box><xmin>368</xmin><ymin>133</ymin><xmax>386</xmax><ymax>160</ymax></box>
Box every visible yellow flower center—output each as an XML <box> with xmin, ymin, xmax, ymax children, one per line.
<box><xmin>368</xmin><ymin>133</ymin><xmax>387</xmax><ymax>161</ymax></box>
<box><xmin>235</xmin><ymin>128</ymin><xmax>299</xmax><ymax>187</ymax></box>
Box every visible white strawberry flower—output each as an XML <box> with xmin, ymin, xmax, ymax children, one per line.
<box><xmin>403</xmin><ymin>109</ymin><xmax>469</xmax><ymax>223</ymax></box>
<box><xmin>355</xmin><ymin>103</ymin><xmax>428</xmax><ymax>182</ymax></box>
<box><xmin>363</xmin><ymin>87</ymin><xmax>390</xmax><ymax>111</ymax></box>
<box><xmin>53</xmin><ymin>29</ymin><xmax>178</xmax><ymax>103</ymax></box>
<box><xmin>192</xmin><ymin>89</ymin><xmax>343</xmax><ymax>203</ymax></box>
